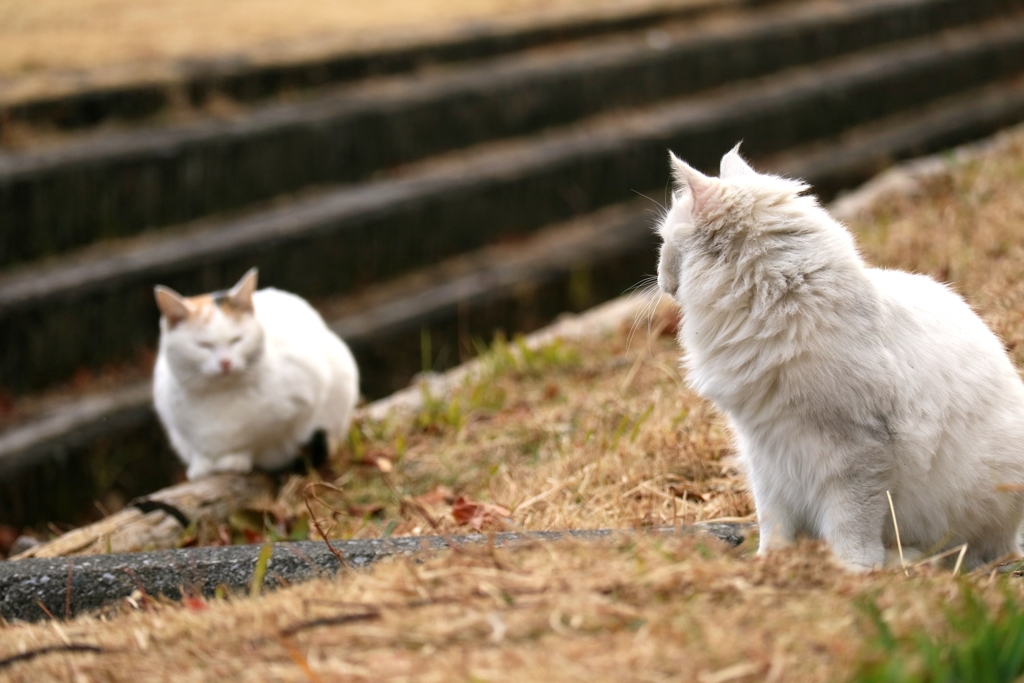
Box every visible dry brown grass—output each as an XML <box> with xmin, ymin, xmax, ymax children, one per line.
<box><xmin>262</xmin><ymin>311</ymin><xmax>752</xmax><ymax>547</ymax></box>
<box><xmin>5</xmin><ymin>127</ymin><xmax>1024</xmax><ymax>681</ymax></box>
<box><xmin>1</xmin><ymin>537</ymin><xmax>1021</xmax><ymax>683</ymax></box>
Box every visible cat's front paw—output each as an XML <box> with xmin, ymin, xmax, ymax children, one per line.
<box><xmin>831</xmin><ymin>542</ymin><xmax>886</xmax><ymax>572</ymax></box>
<box><xmin>186</xmin><ymin>458</ymin><xmax>217</xmax><ymax>480</ymax></box>
<box><xmin>213</xmin><ymin>453</ymin><xmax>254</xmax><ymax>474</ymax></box>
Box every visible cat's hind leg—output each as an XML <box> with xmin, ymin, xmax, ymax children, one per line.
<box><xmin>962</xmin><ymin>520</ymin><xmax>1024</xmax><ymax>570</ymax></box>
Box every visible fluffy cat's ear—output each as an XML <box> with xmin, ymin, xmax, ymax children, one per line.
<box><xmin>155</xmin><ymin>286</ymin><xmax>192</xmax><ymax>327</ymax></box>
<box><xmin>669</xmin><ymin>152</ymin><xmax>715</xmax><ymax>215</ymax></box>
<box><xmin>720</xmin><ymin>143</ymin><xmax>757</xmax><ymax>179</ymax></box>
<box><xmin>227</xmin><ymin>268</ymin><xmax>259</xmax><ymax>313</ymax></box>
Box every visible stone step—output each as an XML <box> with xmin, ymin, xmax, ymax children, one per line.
<box><xmin>0</xmin><ymin>0</ymin><xmax>1010</xmax><ymax>267</ymax></box>
<box><xmin>0</xmin><ymin>0</ymin><xmax>749</xmax><ymax>135</ymax></box>
<box><xmin>4</xmin><ymin>79</ymin><xmax>1024</xmax><ymax>525</ymax></box>
<box><xmin>3</xmin><ymin>18</ymin><xmax>1024</xmax><ymax>393</ymax></box>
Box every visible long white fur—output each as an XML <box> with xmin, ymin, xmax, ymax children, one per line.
<box><xmin>656</xmin><ymin>146</ymin><xmax>1024</xmax><ymax>570</ymax></box>
<box><xmin>153</xmin><ymin>269</ymin><xmax>359</xmax><ymax>480</ymax></box>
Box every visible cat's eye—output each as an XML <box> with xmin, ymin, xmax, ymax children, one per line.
<box><xmin>197</xmin><ymin>341</ymin><xmax>215</xmax><ymax>350</ymax></box>
<box><xmin>229</xmin><ymin>336</ymin><xmax>243</xmax><ymax>346</ymax></box>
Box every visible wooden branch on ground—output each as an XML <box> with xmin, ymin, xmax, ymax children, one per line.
<box><xmin>12</xmin><ymin>473</ymin><xmax>275</xmax><ymax>560</ymax></box>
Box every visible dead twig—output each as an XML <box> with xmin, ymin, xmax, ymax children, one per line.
<box><xmin>35</xmin><ymin>601</ymin><xmax>57</xmax><ymax>621</ymax></box>
<box><xmin>277</xmin><ymin>635</ymin><xmax>325</xmax><ymax>683</ymax></box>
<box><xmin>303</xmin><ymin>481</ymin><xmax>352</xmax><ymax>517</ymax></box>
<box><xmin>303</xmin><ymin>494</ymin><xmax>347</xmax><ymax>570</ymax></box>
<box><xmin>122</xmin><ymin>567</ymin><xmax>151</xmax><ymax>611</ymax></box>
<box><xmin>282</xmin><ymin>544</ymin><xmax>328</xmax><ymax>579</ymax></box>
<box><xmin>0</xmin><ymin>644</ymin><xmax>109</xmax><ymax>672</ymax></box>
<box><xmin>280</xmin><ymin>609</ymin><xmax>382</xmax><ymax>636</ymax></box>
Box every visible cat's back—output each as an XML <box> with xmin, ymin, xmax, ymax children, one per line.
<box><xmin>253</xmin><ymin>287</ymin><xmax>357</xmax><ymax>380</ymax></box>
<box><xmin>867</xmin><ymin>268</ymin><xmax>1005</xmax><ymax>358</ymax></box>
<box><xmin>253</xmin><ymin>287</ymin><xmax>327</xmax><ymax>336</ymax></box>
<box><xmin>866</xmin><ymin>267</ymin><xmax>1024</xmax><ymax>410</ymax></box>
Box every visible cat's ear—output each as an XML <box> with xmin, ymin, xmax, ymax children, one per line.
<box><xmin>227</xmin><ymin>267</ymin><xmax>258</xmax><ymax>313</ymax></box>
<box><xmin>720</xmin><ymin>142</ymin><xmax>756</xmax><ymax>179</ymax></box>
<box><xmin>155</xmin><ymin>285</ymin><xmax>192</xmax><ymax>327</ymax></box>
<box><xmin>669</xmin><ymin>152</ymin><xmax>715</xmax><ymax>216</ymax></box>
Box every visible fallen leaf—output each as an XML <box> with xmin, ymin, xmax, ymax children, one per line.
<box><xmin>0</xmin><ymin>392</ymin><xmax>14</xmax><ymax>416</ymax></box>
<box><xmin>0</xmin><ymin>525</ymin><xmax>19</xmax><ymax>555</ymax></box>
<box><xmin>668</xmin><ymin>484</ymin><xmax>713</xmax><ymax>501</ymax></box>
<box><xmin>347</xmin><ymin>503</ymin><xmax>385</xmax><ymax>518</ymax></box>
<box><xmin>183</xmin><ymin>596</ymin><xmax>208</xmax><ymax>612</ymax></box>
<box><xmin>71</xmin><ymin>367</ymin><xmax>95</xmax><ymax>391</ymax></box>
<box><xmin>242</xmin><ymin>528</ymin><xmax>265</xmax><ymax>544</ymax></box>
<box><xmin>451</xmin><ymin>497</ymin><xmax>512</xmax><ymax>531</ymax></box>
<box><xmin>357</xmin><ymin>450</ymin><xmax>394</xmax><ymax>472</ymax></box>
<box><xmin>414</xmin><ymin>486</ymin><xmax>455</xmax><ymax>507</ymax></box>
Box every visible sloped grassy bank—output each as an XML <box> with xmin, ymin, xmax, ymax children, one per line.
<box><xmin>221</xmin><ymin>317</ymin><xmax>751</xmax><ymax>549</ymax></box>
<box><xmin>5</xmin><ymin>126</ymin><xmax>1024</xmax><ymax>681</ymax></box>
<box><xmin>216</xmin><ymin>124</ymin><xmax>1024</xmax><ymax>552</ymax></box>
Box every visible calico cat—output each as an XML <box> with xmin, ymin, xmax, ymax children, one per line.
<box><xmin>656</xmin><ymin>146</ymin><xmax>1024</xmax><ymax>570</ymax></box>
<box><xmin>153</xmin><ymin>268</ymin><xmax>359</xmax><ymax>480</ymax></box>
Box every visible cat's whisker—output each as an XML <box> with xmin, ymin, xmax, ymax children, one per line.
<box><xmin>626</xmin><ymin>281</ymin><xmax>663</xmax><ymax>353</ymax></box>
<box><xmin>631</xmin><ymin>189</ymin><xmax>671</xmax><ymax>231</ymax></box>
<box><xmin>644</xmin><ymin>287</ymin><xmax>670</xmax><ymax>353</ymax></box>
<box><xmin>631</xmin><ymin>189</ymin><xmax>666</xmax><ymax>213</ymax></box>
<box><xmin>622</xmin><ymin>275</ymin><xmax>658</xmax><ymax>296</ymax></box>
<box><xmin>625</xmin><ymin>280</ymin><xmax>657</xmax><ymax>333</ymax></box>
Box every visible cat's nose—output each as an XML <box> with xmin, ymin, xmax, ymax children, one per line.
<box><xmin>219</xmin><ymin>359</ymin><xmax>232</xmax><ymax>374</ymax></box>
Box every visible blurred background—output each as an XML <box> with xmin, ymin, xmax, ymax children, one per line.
<box><xmin>2</xmin><ymin>0</ymin><xmax>1024</xmax><ymax>537</ymax></box>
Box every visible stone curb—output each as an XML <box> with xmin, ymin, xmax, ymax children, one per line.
<box><xmin>0</xmin><ymin>523</ymin><xmax>751</xmax><ymax>623</ymax></box>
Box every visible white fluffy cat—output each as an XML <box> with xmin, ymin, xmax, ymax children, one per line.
<box><xmin>153</xmin><ymin>268</ymin><xmax>359</xmax><ymax>480</ymax></box>
<box><xmin>656</xmin><ymin>146</ymin><xmax>1024</xmax><ymax>570</ymax></box>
